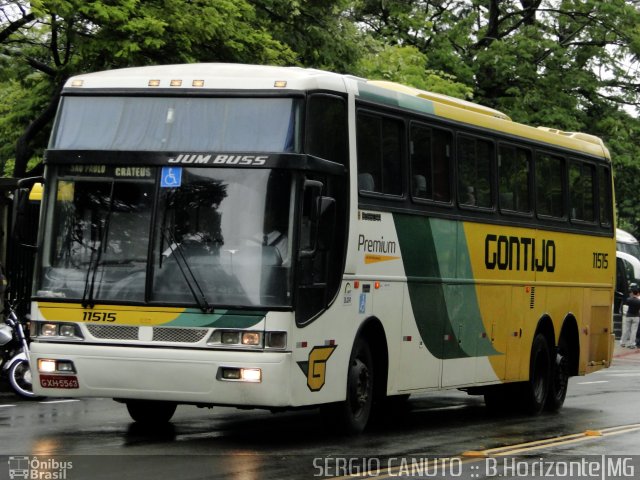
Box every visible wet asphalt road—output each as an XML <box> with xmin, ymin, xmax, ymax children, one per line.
<box><xmin>1</xmin><ymin>346</ymin><xmax>639</xmax><ymax>480</ymax></box>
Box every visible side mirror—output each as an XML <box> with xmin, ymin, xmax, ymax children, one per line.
<box><xmin>299</xmin><ymin>180</ymin><xmax>337</xmax><ymax>258</ymax></box>
<box><xmin>12</xmin><ymin>177</ymin><xmax>43</xmax><ymax>249</ymax></box>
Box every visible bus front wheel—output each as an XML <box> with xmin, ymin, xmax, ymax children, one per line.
<box><xmin>125</xmin><ymin>400</ymin><xmax>177</xmax><ymax>424</ymax></box>
<box><xmin>323</xmin><ymin>337</ymin><xmax>374</xmax><ymax>434</ymax></box>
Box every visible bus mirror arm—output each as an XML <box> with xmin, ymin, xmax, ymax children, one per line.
<box><xmin>17</xmin><ymin>176</ymin><xmax>44</xmax><ymax>189</ymax></box>
<box><xmin>299</xmin><ymin>196</ymin><xmax>335</xmax><ymax>259</ymax></box>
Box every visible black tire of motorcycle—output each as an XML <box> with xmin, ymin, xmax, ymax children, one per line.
<box><xmin>8</xmin><ymin>359</ymin><xmax>42</xmax><ymax>399</ymax></box>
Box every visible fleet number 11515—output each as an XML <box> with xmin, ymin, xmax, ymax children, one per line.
<box><xmin>592</xmin><ymin>252</ymin><xmax>609</xmax><ymax>269</ymax></box>
<box><xmin>82</xmin><ymin>311</ymin><xmax>117</xmax><ymax>322</ymax></box>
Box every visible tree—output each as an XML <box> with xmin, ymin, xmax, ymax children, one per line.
<box><xmin>0</xmin><ymin>0</ymin><xmax>296</xmax><ymax>177</ymax></box>
<box><xmin>349</xmin><ymin>0</ymin><xmax>640</xmax><ymax>231</ymax></box>
<box><xmin>250</xmin><ymin>0</ymin><xmax>364</xmax><ymax>72</ymax></box>
<box><xmin>353</xmin><ymin>44</ymin><xmax>472</xmax><ymax>98</ymax></box>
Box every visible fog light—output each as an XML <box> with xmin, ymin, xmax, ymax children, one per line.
<box><xmin>57</xmin><ymin>361</ymin><xmax>75</xmax><ymax>373</ymax></box>
<box><xmin>38</xmin><ymin>359</ymin><xmax>57</xmax><ymax>373</ymax></box>
<box><xmin>221</xmin><ymin>368</ymin><xmax>241</xmax><ymax>380</ymax></box>
<box><xmin>41</xmin><ymin>324</ymin><xmax>58</xmax><ymax>336</ymax></box>
<box><xmin>241</xmin><ymin>368</ymin><xmax>262</xmax><ymax>383</ymax></box>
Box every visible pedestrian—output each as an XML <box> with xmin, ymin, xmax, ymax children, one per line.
<box><xmin>620</xmin><ymin>284</ymin><xmax>640</xmax><ymax>349</ymax></box>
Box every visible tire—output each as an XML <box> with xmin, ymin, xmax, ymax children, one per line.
<box><xmin>125</xmin><ymin>400</ymin><xmax>177</xmax><ymax>424</ymax></box>
<box><xmin>323</xmin><ymin>338</ymin><xmax>374</xmax><ymax>434</ymax></box>
<box><xmin>8</xmin><ymin>359</ymin><xmax>42</xmax><ymax>399</ymax></box>
<box><xmin>520</xmin><ymin>333</ymin><xmax>552</xmax><ymax>415</ymax></box>
<box><xmin>546</xmin><ymin>336</ymin><xmax>570</xmax><ymax>412</ymax></box>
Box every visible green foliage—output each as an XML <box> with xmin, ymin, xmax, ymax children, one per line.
<box><xmin>0</xmin><ymin>0</ymin><xmax>300</xmax><ymax>177</ymax></box>
<box><xmin>354</xmin><ymin>44</ymin><xmax>472</xmax><ymax>98</ymax></box>
<box><xmin>3</xmin><ymin>0</ymin><xmax>640</xmax><ymax>231</ymax></box>
<box><xmin>251</xmin><ymin>0</ymin><xmax>363</xmax><ymax>71</ymax></box>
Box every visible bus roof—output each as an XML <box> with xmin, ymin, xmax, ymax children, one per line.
<box><xmin>63</xmin><ymin>63</ymin><xmax>352</xmax><ymax>94</ymax></box>
<box><xmin>616</xmin><ymin>228</ymin><xmax>639</xmax><ymax>245</ymax></box>
<box><xmin>63</xmin><ymin>63</ymin><xmax>610</xmax><ymax>161</ymax></box>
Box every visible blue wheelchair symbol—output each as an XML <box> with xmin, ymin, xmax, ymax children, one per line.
<box><xmin>359</xmin><ymin>293</ymin><xmax>366</xmax><ymax>314</ymax></box>
<box><xmin>161</xmin><ymin>167</ymin><xmax>182</xmax><ymax>187</ymax></box>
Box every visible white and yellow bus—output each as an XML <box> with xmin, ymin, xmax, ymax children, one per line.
<box><xmin>30</xmin><ymin>64</ymin><xmax>614</xmax><ymax>432</ymax></box>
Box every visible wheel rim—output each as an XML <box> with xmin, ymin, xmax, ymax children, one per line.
<box><xmin>11</xmin><ymin>361</ymin><xmax>36</xmax><ymax>397</ymax></box>
<box><xmin>553</xmin><ymin>351</ymin><xmax>569</xmax><ymax>398</ymax></box>
<box><xmin>532</xmin><ymin>349</ymin><xmax>549</xmax><ymax>403</ymax></box>
<box><xmin>348</xmin><ymin>358</ymin><xmax>371</xmax><ymax>417</ymax></box>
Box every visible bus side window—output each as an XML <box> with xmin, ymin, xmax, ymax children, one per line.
<box><xmin>599</xmin><ymin>166</ymin><xmax>613</xmax><ymax>227</ymax></box>
<box><xmin>498</xmin><ymin>144</ymin><xmax>531</xmax><ymax>213</ymax></box>
<box><xmin>305</xmin><ymin>94</ymin><xmax>348</xmax><ymax>165</ymax></box>
<box><xmin>410</xmin><ymin>123</ymin><xmax>452</xmax><ymax>202</ymax></box>
<box><xmin>569</xmin><ymin>160</ymin><xmax>596</xmax><ymax>222</ymax></box>
<box><xmin>457</xmin><ymin>134</ymin><xmax>494</xmax><ymax>208</ymax></box>
<box><xmin>356</xmin><ymin>111</ymin><xmax>403</xmax><ymax>196</ymax></box>
<box><xmin>536</xmin><ymin>152</ymin><xmax>565</xmax><ymax>218</ymax></box>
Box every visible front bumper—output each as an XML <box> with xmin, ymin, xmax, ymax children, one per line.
<box><xmin>31</xmin><ymin>342</ymin><xmax>292</xmax><ymax>407</ymax></box>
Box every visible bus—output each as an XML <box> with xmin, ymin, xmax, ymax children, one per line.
<box><xmin>615</xmin><ymin>229</ymin><xmax>640</xmax><ymax>336</ymax></box>
<box><xmin>616</xmin><ymin>228</ymin><xmax>640</xmax><ymax>260</ymax></box>
<box><xmin>29</xmin><ymin>64</ymin><xmax>615</xmax><ymax>432</ymax></box>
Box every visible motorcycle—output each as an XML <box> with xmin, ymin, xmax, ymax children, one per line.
<box><xmin>0</xmin><ymin>305</ymin><xmax>40</xmax><ymax>398</ymax></box>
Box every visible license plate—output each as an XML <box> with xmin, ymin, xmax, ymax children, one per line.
<box><xmin>40</xmin><ymin>375</ymin><xmax>79</xmax><ymax>389</ymax></box>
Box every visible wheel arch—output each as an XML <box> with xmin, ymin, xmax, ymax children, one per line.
<box><xmin>535</xmin><ymin>314</ymin><xmax>556</xmax><ymax>349</ymax></box>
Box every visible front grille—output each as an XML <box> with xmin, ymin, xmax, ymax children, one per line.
<box><xmin>85</xmin><ymin>324</ymin><xmax>209</xmax><ymax>343</ymax></box>
<box><xmin>87</xmin><ymin>325</ymin><xmax>139</xmax><ymax>340</ymax></box>
<box><xmin>152</xmin><ymin>327</ymin><xmax>208</xmax><ymax>343</ymax></box>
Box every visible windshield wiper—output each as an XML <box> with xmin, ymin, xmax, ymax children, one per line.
<box><xmin>82</xmin><ymin>183</ymin><xmax>115</xmax><ymax>309</ymax></box>
<box><xmin>162</xmin><ymin>227</ymin><xmax>213</xmax><ymax>313</ymax></box>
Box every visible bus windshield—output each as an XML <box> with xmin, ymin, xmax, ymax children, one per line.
<box><xmin>51</xmin><ymin>96</ymin><xmax>299</xmax><ymax>152</ymax></box>
<box><xmin>37</xmin><ymin>166</ymin><xmax>295</xmax><ymax>309</ymax></box>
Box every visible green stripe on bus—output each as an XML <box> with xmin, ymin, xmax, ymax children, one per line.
<box><xmin>167</xmin><ymin>309</ymin><xmax>266</xmax><ymax>328</ymax></box>
<box><xmin>393</xmin><ymin>214</ymin><xmax>499</xmax><ymax>359</ymax></box>
<box><xmin>358</xmin><ymin>83</ymin><xmax>435</xmax><ymax>116</ymax></box>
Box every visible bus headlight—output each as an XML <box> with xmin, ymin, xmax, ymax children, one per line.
<box><xmin>241</xmin><ymin>332</ymin><xmax>261</xmax><ymax>346</ymax></box>
<box><xmin>207</xmin><ymin>330</ymin><xmax>286</xmax><ymax>349</ymax></box>
<box><xmin>38</xmin><ymin>322</ymin><xmax>83</xmax><ymax>340</ymax></box>
<box><xmin>207</xmin><ymin>330</ymin><xmax>263</xmax><ymax>348</ymax></box>
<box><xmin>41</xmin><ymin>323</ymin><xmax>59</xmax><ymax>336</ymax></box>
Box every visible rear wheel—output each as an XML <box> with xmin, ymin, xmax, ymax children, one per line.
<box><xmin>546</xmin><ymin>336</ymin><xmax>570</xmax><ymax>411</ymax></box>
<box><xmin>520</xmin><ymin>333</ymin><xmax>552</xmax><ymax>415</ymax></box>
<box><xmin>125</xmin><ymin>400</ymin><xmax>177</xmax><ymax>424</ymax></box>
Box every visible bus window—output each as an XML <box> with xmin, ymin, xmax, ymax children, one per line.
<box><xmin>599</xmin><ymin>166</ymin><xmax>613</xmax><ymax>226</ymax></box>
<box><xmin>457</xmin><ymin>134</ymin><xmax>494</xmax><ymax>208</ymax></box>
<box><xmin>498</xmin><ymin>144</ymin><xmax>531</xmax><ymax>213</ymax></box>
<box><xmin>305</xmin><ymin>94</ymin><xmax>348</xmax><ymax>165</ymax></box>
<box><xmin>569</xmin><ymin>160</ymin><xmax>595</xmax><ymax>222</ymax></box>
<box><xmin>536</xmin><ymin>152</ymin><xmax>565</xmax><ymax>218</ymax></box>
<box><xmin>410</xmin><ymin>123</ymin><xmax>452</xmax><ymax>203</ymax></box>
<box><xmin>356</xmin><ymin>112</ymin><xmax>403</xmax><ymax>196</ymax></box>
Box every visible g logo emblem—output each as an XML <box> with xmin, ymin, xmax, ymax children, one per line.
<box><xmin>297</xmin><ymin>345</ymin><xmax>337</xmax><ymax>391</ymax></box>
